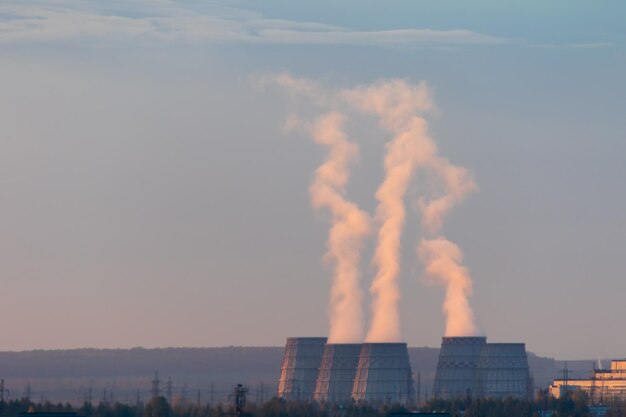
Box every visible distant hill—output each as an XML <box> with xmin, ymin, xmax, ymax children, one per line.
<box><xmin>0</xmin><ymin>347</ymin><xmax>587</xmax><ymax>404</ymax></box>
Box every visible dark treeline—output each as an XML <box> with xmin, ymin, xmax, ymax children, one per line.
<box><xmin>2</xmin><ymin>392</ymin><xmax>626</xmax><ymax>417</ymax></box>
<box><xmin>420</xmin><ymin>391</ymin><xmax>587</xmax><ymax>417</ymax></box>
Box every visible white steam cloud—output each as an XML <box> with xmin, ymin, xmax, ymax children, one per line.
<box><xmin>308</xmin><ymin>112</ymin><xmax>371</xmax><ymax>343</ymax></box>
<box><xmin>418</xmin><ymin>237</ymin><xmax>478</xmax><ymax>336</ymax></box>
<box><xmin>267</xmin><ymin>73</ymin><xmax>480</xmax><ymax>342</ymax></box>
<box><xmin>342</xmin><ymin>80</ymin><xmax>434</xmax><ymax>342</ymax></box>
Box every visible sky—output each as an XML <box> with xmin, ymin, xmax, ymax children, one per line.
<box><xmin>1</xmin><ymin>0</ymin><xmax>625</xmax><ymax>359</ymax></box>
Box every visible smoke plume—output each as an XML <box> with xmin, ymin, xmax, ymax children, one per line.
<box><xmin>343</xmin><ymin>80</ymin><xmax>434</xmax><ymax>342</ymax></box>
<box><xmin>268</xmin><ymin>74</ymin><xmax>480</xmax><ymax>341</ymax></box>
<box><xmin>417</xmin><ymin>237</ymin><xmax>478</xmax><ymax>336</ymax></box>
<box><xmin>309</xmin><ymin>112</ymin><xmax>371</xmax><ymax>343</ymax></box>
<box><xmin>413</xmin><ymin>151</ymin><xmax>478</xmax><ymax>337</ymax></box>
<box><xmin>343</xmin><ymin>79</ymin><xmax>478</xmax><ymax>340</ymax></box>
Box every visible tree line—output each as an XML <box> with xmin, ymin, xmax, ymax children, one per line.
<box><xmin>1</xmin><ymin>391</ymin><xmax>626</xmax><ymax>417</ymax></box>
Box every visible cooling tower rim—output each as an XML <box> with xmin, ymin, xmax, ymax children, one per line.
<box><xmin>323</xmin><ymin>342</ymin><xmax>363</xmax><ymax>346</ymax></box>
<box><xmin>441</xmin><ymin>336</ymin><xmax>487</xmax><ymax>342</ymax></box>
<box><xmin>360</xmin><ymin>342</ymin><xmax>408</xmax><ymax>346</ymax></box>
<box><xmin>482</xmin><ymin>342</ymin><xmax>526</xmax><ymax>346</ymax></box>
<box><xmin>286</xmin><ymin>336</ymin><xmax>328</xmax><ymax>341</ymax></box>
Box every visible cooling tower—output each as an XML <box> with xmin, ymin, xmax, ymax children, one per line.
<box><xmin>476</xmin><ymin>343</ymin><xmax>532</xmax><ymax>399</ymax></box>
<box><xmin>277</xmin><ymin>337</ymin><xmax>327</xmax><ymax>401</ymax></box>
<box><xmin>352</xmin><ymin>343</ymin><xmax>415</xmax><ymax>405</ymax></box>
<box><xmin>433</xmin><ymin>336</ymin><xmax>487</xmax><ymax>399</ymax></box>
<box><xmin>314</xmin><ymin>343</ymin><xmax>361</xmax><ymax>405</ymax></box>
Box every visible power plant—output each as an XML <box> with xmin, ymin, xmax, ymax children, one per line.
<box><xmin>433</xmin><ymin>337</ymin><xmax>532</xmax><ymax>400</ymax></box>
<box><xmin>314</xmin><ymin>343</ymin><xmax>361</xmax><ymax>404</ymax></box>
<box><xmin>476</xmin><ymin>343</ymin><xmax>533</xmax><ymax>399</ymax></box>
<box><xmin>549</xmin><ymin>360</ymin><xmax>626</xmax><ymax>402</ymax></box>
<box><xmin>279</xmin><ymin>339</ymin><xmax>414</xmax><ymax>405</ymax></box>
<box><xmin>277</xmin><ymin>337</ymin><xmax>327</xmax><ymax>401</ymax></box>
<box><xmin>352</xmin><ymin>343</ymin><xmax>414</xmax><ymax>405</ymax></box>
<box><xmin>433</xmin><ymin>337</ymin><xmax>486</xmax><ymax>399</ymax></box>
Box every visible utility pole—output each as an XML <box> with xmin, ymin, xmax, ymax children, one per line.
<box><xmin>210</xmin><ymin>384</ymin><xmax>214</xmax><ymax>406</ymax></box>
<box><xmin>151</xmin><ymin>371</ymin><xmax>161</xmax><ymax>400</ymax></box>
<box><xmin>182</xmin><ymin>383</ymin><xmax>188</xmax><ymax>404</ymax></box>
<box><xmin>135</xmin><ymin>390</ymin><xmax>142</xmax><ymax>408</ymax></box>
<box><xmin>196</xmin><ymin>390</ymin><xmax>201</xmax><ymax>408</ymax></box>
<box><xmin>24</xmin><ymin>382</ymin><xmax>31</xmax><ymax>402</ymax></box>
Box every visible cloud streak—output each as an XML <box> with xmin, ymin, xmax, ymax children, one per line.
<box><xmin>0</xmin><ymin>1</ymin><xmax>509</xmax><ymax>46</ymax></box>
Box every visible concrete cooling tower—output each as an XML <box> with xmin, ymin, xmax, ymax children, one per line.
<box><xmin>433</xmin><ymin>337</ymin><xmax>532</xmax><ymax>400</ymax></box>
<box><xmin>433</xmin><ymin>337</ymin><xmax>487</xmax><ymax>399</ymax></box>
<box><xmin>352</xmin><ymin>343</ymin><xmax>415</xmax><ymax>405</ymax></box>
<box><xmin>277</xmin><ymin>337</ymin><xmax>327</xmax><ymax>401</ymax></box>
<box><xmin>476</xmin><ymin>343</ymin><xmax>532</xmax><ymax>399</ymax></box>
<box><xmin>314</xmin><ymin>343</ymin><xmax>361</xmax><ymax>405</ymax></box>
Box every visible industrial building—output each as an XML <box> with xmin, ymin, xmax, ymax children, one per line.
<box><xmin>277</xmin><ymin>337</ymin><xmax>327</xmax><ymax>401</ymax></box>
<box><xmin>433</xmin><ymin>337</ymin><xmax>532</xmax><ymax>400</ymax></box>
<box><xmin>433</xmin><ymin>337</ymin><xmax>486</xmax><ymax>398</ymax></box>
<box><xmin>314</xmin><ymin>343</ymin><xmax>361</xmax><ymax>404</ymax></box>
<box><xmin>476</xmin><ymin>343</ymin><xmax>533</xmax><ymax>399</ymax></box>
<box><xmin>549</xmin><ymin>360</ymin><xmax>626</xmax><ymax>402</ymax></box>
<box><xmin>352</xmin><ymin>343</ymin><xmax>415</xmax><ymax>405</ymax></box>
<box><xmin>279</xmin><ymin>339</ymin><xmax>414</xmax><ymax>405</ymax></box>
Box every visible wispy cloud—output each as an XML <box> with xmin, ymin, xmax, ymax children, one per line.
<box><xmin>0</xmin><ymin>1</ymin><xmax>509</xmax><ymax>46</ymax></box>
<box><xmin>530</xmin><ymin>42</ymin><xmax>615</xmax><ymax>49</ymax></box>
<box><xmin>256</xmin><ymin>28</ymin><xmax>506</xmax><ymax>46</ymax></box>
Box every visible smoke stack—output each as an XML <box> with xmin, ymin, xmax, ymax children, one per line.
<box><xmin>277</xmin><ymin>337</ymin><xmax>327</xmax><ymax>401</ymax></box>
<box><xmin>352</xmin><ymin>343</ymin><xmax>414</xmax><ymax>405</ymax></box>
<box><xmin>476</xmin><ymin>343</ymin><xmax>532</xmax><ymax>399</ymax></box>
<box><xmin>433</xmin><ymin>336</ymin><xmax>486</xmax><ymax>399</ymax></box>
<box><xmin>314</xmin><ymin>343</ymin><xmax>361</xmax><ymax>405</ymax></box>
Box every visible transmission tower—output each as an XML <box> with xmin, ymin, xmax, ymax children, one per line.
<box><xmin>228</xmin><ymin>384</ymin><xmax>248</xmax><ymax>417</ymax></box>
<box><xmin>24</xmin><ymin>383</ymin><xmax>31</xmax><ymax>402</ymax></box>
<box><xmin>166</xmin><ymin>377</ymin><xmax>172</xmax><ymax>403</ymax></box>
<box><xmin>182</xmin><ymin>383</ymin><xmax>188</xmax><ymax>404</ymax></box>
<box><xmin>560</xmin><ymin>362</ymin><xmax>571</xmax><ymax>391</ymax></box>
<box><xmin>0</xmin><ymin>379</ymin><xmax>10</xmax><ymax>415</ymax></box>
<box><xmin>82</xmin><ymin>385</ymin><xmax>93</xmax><ymax>416</ymax></box>
<box><xmin>151</xmin><ymin>371</ymin><xmax>162</xmax><ymax>399</ymax></box>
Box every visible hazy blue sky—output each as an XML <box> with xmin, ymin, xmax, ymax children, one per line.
<box><xmin>1</xmin><ymin>0</ymin><xmax>625</xmax><ymax>359</ymax></box>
